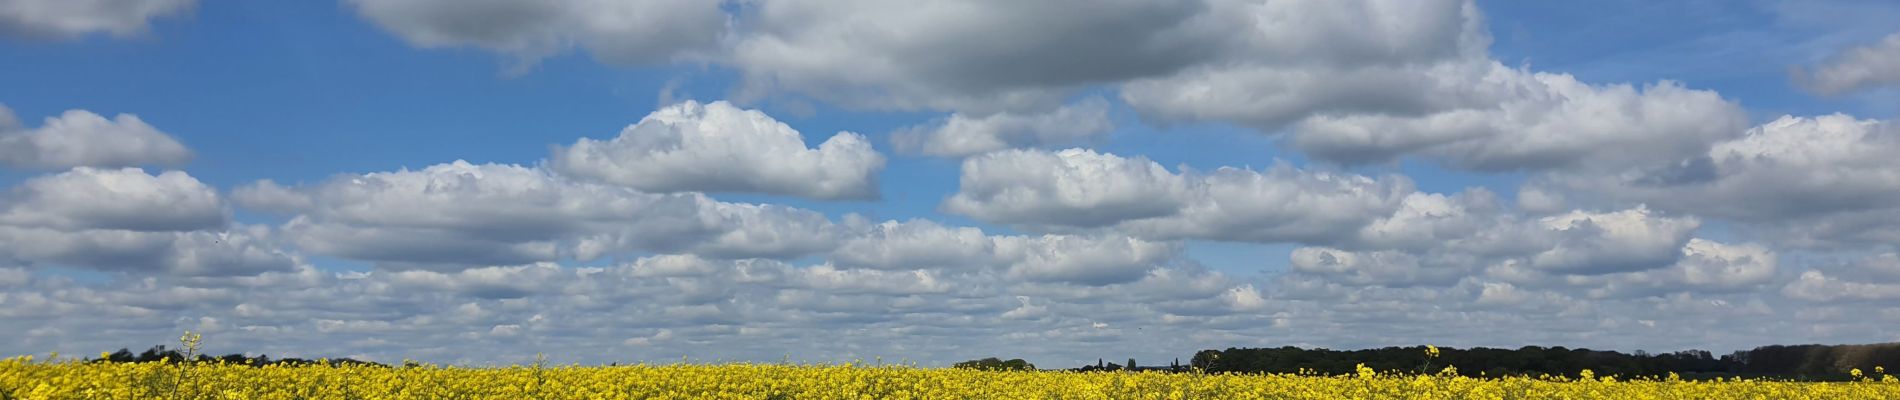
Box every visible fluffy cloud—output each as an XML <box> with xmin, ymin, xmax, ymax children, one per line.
<box><xmin>1544</xmin><ymin>114</ymin><xmax>1900</xmax><ymax>249</ymax></box>
<box><xmin>1117</xmin><ymin>0</ymin><xmax>1484</xmax><ymax>127</ymax></box>
<box><xmin>0</xmin><ymin>167</ymin><xmax>224</xmax><ymax>231</ymax></box>
<box><xmin>0</xmin><ymin>168</ymin><xmax>291</xmax><ymax>276</ymax></box>
<box><xmin>1784</xmin><ymin>270</ymin><xmax>1900</xmax><ymax>302</ymax></box>
<box><xmin>0</xmin><ymin>225</ymin><xmax>294</xmax><ymax>277</ymax></box>
<box><xmin>1284</xmin><ymin>70</ymin><xmax>1744</xmax><ymax>171</ymax></box>
<box><xmin>550</xmin><ymin>100</ymin><xmax>884</xmax><ymax>200</ymax></box>
<box><xmin>346</xmin><ymin>0</ymin><xmax>726</xmax><ymax>68</ymax></box>
<box><xmin>943</xmin><ymin>149</ymin><xmax>1193</xmax><ymax>228</ymax></box>
<box><xmin>238</xmin><ymin>160</ymin><xmax>847</xmax><ymax>269</ymax></box>
<box><xmin>891</xmin><ymin>98</ymin><xmax>1114</xmax><ymax>157</ymax></box>
<box><xmin>1796</xmin><ymin>32</ymin><xmax>1900</xmax><ymax>95</ymax></box>
<box><xmin>830</xmin><ymin>219</ymin><xmax>997</xmax><ymax>270</ymax></box>
<box><xmin>1117</xmin><ymin>0</ymin><xmax>1746</xmax><ymax>172</ymax></box>
<box><xmin>995</xmin><ymin>235</ymin><xmax>1178</xmax><ymax>286</ymax></box>
<box><xmin>1527</xmin><ymin>208</ymin><xmax>1700</xmax><ymax>275</ymax></box>
<box><xmin>945</xmin><ymin>148</ymin><xmax>1409</xmax><ymax>244</ymax></box>
<box><xmin>1288</xmin><ymin>247</ymin><xmax>1466</xmax><ymax>287</ymax></box>
<box><xmin>1285</xmin><ymin>206</ymin><xmax>1709</xmax><ymax>291</ymax></box>
<box><xmin>828</xmin><ymin>219</ymin><xmax>1184</xmax><ymax>286</ymax></box>
<box><xmin>0</xmin><ymin>0</ymin><xmax>194</xmax><ymax>39</ymax></box>
<box><xmin>729</xmin><ymin>0</ymin><xmax>1224</xmax><ymax>113</ymax></box>
<box><xmin>0</xmin><ymin>107</ymin><xmax>193</xmax><ymax>170</ymax></box>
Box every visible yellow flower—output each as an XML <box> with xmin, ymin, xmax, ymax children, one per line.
<box><xmin>1426</xmin><ymin>345</ymin><xmax>1441</xmax><ymax>359</ymax></box>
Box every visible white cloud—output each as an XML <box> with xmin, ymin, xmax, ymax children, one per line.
<box><xmin>1784</xmin><ymin>270</ymin><xmax>1900</xmax><ymax>302</ymax></box>
<box><xmin>0</xmin><ymin>224</ymin><xmax>296</xmax><ymax>277</ymax></box>
<box><xmin>1285</xmin><ymin>70</ymin><xmax>1745</xmax><ymax>171</ymax></box>
<box><xmin>795</xmin><ymin>264</ymin><xmax>950</xmax><ymax>296</ymax></box>
<box><xmin>550</xmin><ymin>100</ymin><xmax>885</xmax><ymax>200</ymax></box>
<box><xmin>238</xmin><ymin>160</ymin><xmax>843</xmax><ymax>268</ymax></box>
<box><xmin>996</xmin><ymin>235</ymin><xmax>1178</xmax><ymax>286</ymax></box>
<box><xmin>0</xmin><ymin>107</ymin><xmax>193</xmax><ymax>170</ymax></box>
<box><xmin>945</xmin><ymin>148</ymin><xmax>1409</xmax><ymax>244</ymax></box>
<box><xmin>1119</xmin><ymin>0</ymin><xmax>1486</xmax><ymax>130</ymax></box>
<box><xmin>1545</xmin><ymin>114</ymin><xmax>1900</xmax><ymax>249</ymax></box>
<box><xmin>830</xmin><ymin>219</ymin><xmax>997</xmax><ymax>270</ymax></box>
<box><xmin>0</xmin><ymin>105</ymin><xmax>17</xmax><ymax>131</ymax></box>
<box><xmin>346</xmin><ymin>0</ymin><xmax>726</xmax><ymax>69</ymax></box>
<box><xmin>0</xmin><ymin>0</ymin><xmax>194</xmax><ymax>39</ymax></box>
<box><xmin>1274</xmin><ymin>204</ymin><xmax>1715</xmax><ymax>292</ymax></box>
<box><xmin>0</xmin><ymin>167</ymin><xmax>224</xmax><ymax>232</ymax></box>
<box><xmin>1796</xmin><ymin>32</ymin><xmax>1900</xmax><ymax>95</ymax></box>
<box><xmin>828</xmin><ymin>219</ymin><xmax>1186</xmax><ymax>286</ymax></box>
<box><xmin>0</xmin><ymin>167</ymin><xmax>292</xmax><ymax>277</ymax></box>
<box><xmin>1288</xmin><ymin>247</ymin><xmax>1464</xmax><ymax>287</ymax></box>
<box><xmin>1118</xmin><ymin>0</ymin><xmax>1745</xmax><ymax>172</ymax></box>
<box><xmin>729</xmin><ymin>0</ymin><xmax>1224</xmax><ymax>113</ymax></box>
<box><xmin>1528</xmin><ymin>207</ymin><xmax>1700</xmax><ymax>275</ymax></box>
<box><xmin>944</xmin><ymin>149</ymin><xmax>1192</xmax><ymax>228</ymax></box>
<box><xmin>1636</xmin><ymin>239</ymin><xmax>1779</xmax><ymax>292</ymax></box>
<box><xmin>891</xmin><ymin>98</ymin><xmax>1114</xmax><ymax>157</ymax></box>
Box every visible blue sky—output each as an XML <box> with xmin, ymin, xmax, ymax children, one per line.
<box><xmin>3</xmin><ymin>0</ymin><xmax>1900</xmax><ymax>367</ymax></box>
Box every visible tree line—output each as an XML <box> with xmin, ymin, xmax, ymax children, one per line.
<box><xmin>1179</xmin><ymin>343</ymin><xmax>1900</xmax><ymax>380</ymax></box>
<box><xmin>93</xmin><ymin>345</ymin><xmax>385</xmax><ymax>368</ymax></box>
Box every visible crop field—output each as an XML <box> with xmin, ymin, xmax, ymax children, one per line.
<box><xmin>4</xmin><ymin>356</ymin><xmax>1897</xmax><ymax>400</ymax></box>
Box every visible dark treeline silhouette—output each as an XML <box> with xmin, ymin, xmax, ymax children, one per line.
<box><xmin>1180</xmin><ymin>343</ymin><xmax>1900</xmax><ymax>380</ymax></box>
<box><xmin>951</xmin><ymin>357</ymin><xmax>1036</xmax><ymax>371</ymax></box>
<box><xmin>92</xmin><ymin>345</ymin><xmax>386</xmax><ymax>368</ymax></box>
<box><xmin>1069</xmin><ymin>357</ymin><xmax>1191</xmax><ymax>373</ymax></box>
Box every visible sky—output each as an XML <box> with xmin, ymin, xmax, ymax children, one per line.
<box><xmin>2</xmin><ymin>0</ymin><xmax>1900</xmax><ymax>368</ymax></box>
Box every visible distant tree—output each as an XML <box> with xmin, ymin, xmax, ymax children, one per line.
<box><xmin>953</xmin><ymin>357</ymin><xmax>1036</xmax><ymax>372</ymax></box>
<box><xmin>1128</xmin><ymin>358</ymin><xmax>1137</xmax><ymax>370</ymax></box>
<box><xmin>1191</xmin><ymin>350</ymin><xmax>1220</xmax><ymax>371</ymax></box>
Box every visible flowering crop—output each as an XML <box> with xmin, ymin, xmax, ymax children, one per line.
<box><xmin>3</xmin><ymin>355</ymin><xmax>1897</xmax><ymax>399</ymax></box>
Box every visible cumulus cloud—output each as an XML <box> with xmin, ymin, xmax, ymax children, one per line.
<box><xmin>1117</xmin><ymin>0</ymin><xmax>1746</xmax><ymax>172</ymax></box>
<box><xmin>1285</xmin><ymin>71</ymin><xmax>1745</xmax><ymax>171</ymax></box>
<box><xmin>996</xmin><ymin>235</ymin><xmax>1178</xmax><ymax>286</ymax></box>
<box><xmin>830</xmin><ymin>219</ymin><xmax>997</xmax><ymax>270</ymax></box>
<box><xmin>1284</xmin><ymin>207</ymin><xmax>1712</xmax><ymax>291</ymax></box>
<box><xmin>827</xmin><ymin>219</ymin><xmax>1183</xmax><ymax>286</ymax></box>
<box><xmin>550</xmin><ymin>100</ymin><xmax>884</xmax><ymax>200</ymax></box>
<box><xmin>1288</xmin><ymin>247</ymin><xmax>1466</xmax><ymax>287</ymax></box>
<box><xmin>0</xmin><ymin>168</ymin><xmax>291</xmax><ymax>276</ymax></box>
<box><xmin>891</xmin><ymin>98</ymin><xmax>1114</xmax><ymax>157</ymax></box>
<box><xmin>945</xmin><ymin>148</ymin><xmax>1409</xmax><ymax>244</ymax></box>
<box><xmin>1117</xmin><ymin>0</ymin><xmax>1484</xmax><ymax>126</ymax></box>
<box><xmin>0</xmin><ymin>167</ymin><xmax>224</xmax><ymax>231</ymax></box>
<box><xmin>1795</xmin><ymin>32</ymin><xmax>1900</xmax><ymax>95</ymax></box>
<box><xmin>729</xmin><ymin>0</ymin><xmax>1224</xmax><ymax>113</ymax></box>
<box><xmin>1544</xmin><ymin>114</ymin><xmax>1900</xmax><ymax>249</ymax></box>
<box><xmin>0</xmin><ymin>224</ymin><xmax>295</xmax><ymax>277</ymax></box>
<box><xmin>238</xmin><ymin>160</ymin><xmax>848</xmax><ymax>269</ymax></box>
<box><xmin>0</xmin><ymin>107</ymin><xmax>193</xmax><ymax>170</ymax></box>
<box><xmin>1124</xmin><ymin>45</ymin><xmax>1745</xmax><ymax>171</ymax></box>
<box><xmin>1528</xmin><ymin>207</ymin><xmax>1700</xmax><ymax>275</ymax></box>
<box><xmin>0</xmin><ymin>0</ymin><xmax>194</xmax><ymax>39</ymax></box>
<box><xmin>346</xmin><ymin>0</ymin><xmax>726</xmax><ymax>69</ymax></box>
<box><xmin>1784</xmin><ymin>270</ymin><xmax>1900</xmax><ymax>302</ymax></box>
<box><xmin>944</xmin><ymin>149</ymin><xmax>1193</xmax><ymax>228</ymax></box>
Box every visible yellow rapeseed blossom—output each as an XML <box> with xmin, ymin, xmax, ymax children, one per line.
<box><xmin>3</xmin><ymin>355</ymin><xmax>1898</xmax><ymax>399</ymax></box>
